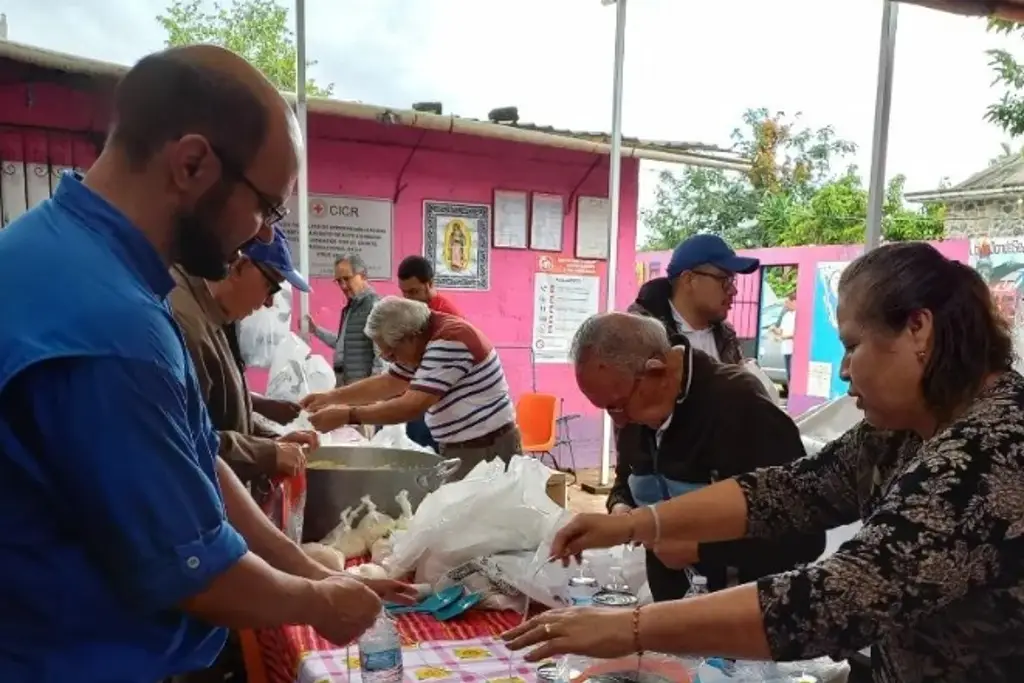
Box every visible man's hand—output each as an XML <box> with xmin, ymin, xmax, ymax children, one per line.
<box><xmin>652</xmin><ymin>540</ymin><xmax>700</xmax><ymax>569</ymax></box>
<box><xmin>309</xmin><ymin>405</ymin><xmax>351</xmax><ymax>433</ymax></box>
<box><xmin>274</xmin><ymin>441</ymin><xmax>308</xmax><ymax>476</ymax></box>
<box><xmin>257</xmin><ymin>398</ymin><xmax>302</xmax><ymax>425</ymax></box>
<box><xmin>309</xmin><ymin>575</ymin><xmax>382</xmax><ymax>646</ymax></box>
<box><xmin>280</xmin><ymin>430</ymin><xmax>320</xmax><ymax>451</ymax></box>
<box><xmin>301</xmin><ymin>390</ymin><xmax>340</xmax><ymax>413</ymax></box>
<box><xmin>358</xmin><ymin>577</ymin><xmax>420</xmax><ymax>605</ymax></box>
<box><xmin>609</xmin><ymin>503</ymin><xmax>632</xmax><ymax>516</ymax></box>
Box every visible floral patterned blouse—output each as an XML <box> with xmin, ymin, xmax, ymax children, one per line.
<box><xmin>735</xmin><ymin>371</ymin><xmax>1024</xmax><ymax>683</ymax></box>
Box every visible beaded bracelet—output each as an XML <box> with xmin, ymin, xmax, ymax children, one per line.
<box><xmin>632</xmin><ymin>604</ymin><xmax>645</xmax><ymax>655</ymax></box>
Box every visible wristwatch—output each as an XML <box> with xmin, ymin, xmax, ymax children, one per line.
<box><xmin>349</xmin><ymin>406</ymin><xmax>362</xmax><ymax>425</ymax></box>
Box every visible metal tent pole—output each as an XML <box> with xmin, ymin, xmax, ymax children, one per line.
<box><xmin>598</xmin><ymin>0</ymin><xmax>628</xmax><ymax>488</ymax></box>
<box><xmin>295</xmin><ymin>0</ymin><xmax>311</xmax><ymax>333</ymax></box>
<box><xmin>864</xmin><ymin>0</ymin><xmax>899</xmax><ymax>251</ymax></box>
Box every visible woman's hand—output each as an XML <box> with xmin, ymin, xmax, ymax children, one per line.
<box><xmin>503</xmin><ymin>608</ymin><xmax>635</xmax><ymax>661</ymax></box>
<box><xmin>300</xmin><ymin>390</ymin><xmax>339</xmax><ymax>413</ymax></box>
<box><xmin>308</xmin><ymin>405</ymin><xmax>351</xmax><ymax>433</ymax></box>
<box><xmin>550</xmin><ymin>512</ymin><xmax>636</xmax><ymax>563</ymax></box>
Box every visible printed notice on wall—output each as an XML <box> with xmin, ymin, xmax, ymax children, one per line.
<box><xmin>279</xmin><ymin>194</ymin><xmax>394</xmax><ymax>279</ymax></box>
<box><xmin>532</xmin><ymin>270</ymin><xmax>601</xmax><ymax>364</ymax></box>
<box><xmin>806</xmin><ymin>361</ymin><xmax>833</xmax><ymax>399</ymax></box>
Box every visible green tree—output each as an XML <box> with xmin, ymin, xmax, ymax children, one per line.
<box><xmin>640</xmin><ymin>109</ymin><xmax>858</xmax><ymax>251</ymax></box>
<box><xmin>985</xmin><ymin>19</ymin><xmax>1024</xmax><ymax>136</ymax></box>
<box><xmin>640</xmin><ymin>108</ymin><xmax>945</xmax><ymax>252</ymax></box>
<box><xmin>157</xmin><ymin>0</ymin><xmax>333</xmax><ymax>97</ymax></box>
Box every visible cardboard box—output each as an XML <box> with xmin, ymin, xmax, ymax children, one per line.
<box><xmin>546</xmin><ymin>471</ymin><xmax>569</xmax><ymax>508</ymax></box>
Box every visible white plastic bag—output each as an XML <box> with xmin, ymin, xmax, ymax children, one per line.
<box><xmin>697</xmin><ymin>657</ymin><xmax>849</xmax><ymax>683</ymax></box>
<box><xmin>370</xmin><ymin>424</ymin><xmax>436</xmax><ymax>454</ymax></box>
<box><xmin>304</xmin><ymin>353</ymin><xmax>335</xmax><ymax>395</ymax></box>
<box><xmin>266</xmin><ymin>333</ymin><xmax>312</xmax><ymax>402</ymax></box>
<box><xmin>265</xmin><ymin>333</ymin><xmax>336</xmax><ymax>404</ymax></box>
<box><xmin>238</xmin><ymin>283</ymin><xmax>293</xmax><ymax>369</ymax></box>
<box><xmin>388</xmin><ymin>456</ymin><xmax>563</xmax><ymax>579</ymax></box>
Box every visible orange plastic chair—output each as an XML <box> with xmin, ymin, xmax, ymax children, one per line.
<box><xmin>517</xmin><ymin>392</ymin><xmax>558</xmax><ymax>462</ymax></box>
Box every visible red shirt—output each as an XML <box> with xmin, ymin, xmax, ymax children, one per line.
<box><xmin>427</xmin><ymin>293</ymin><xmax>461</xmax><ymax>317</ymax></box>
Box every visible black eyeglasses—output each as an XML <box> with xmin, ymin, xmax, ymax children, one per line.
<box><xmin>691</xmin><ymin>269</ymin><xmax>737</xmax><ymax>289</ymax></box>
<box><xmin>210</xmin><ymin>145</ymin><xmax>289</xmax><ymax>228</ymax></box>
<box><xmin>253</xmin><ymin>262</ymin><xmax>282</xmax><ymax>297</ymax></box>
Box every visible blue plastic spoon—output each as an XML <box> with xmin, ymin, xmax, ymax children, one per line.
<box><xmin>433</xmin><ymin>591</ymin><xmax>483</xmax><ymax>621</ymax></box>
<box><xmin>385</xmin><ymin>584</ymin><xmax>464</xmax><ymax>615</ymax></box>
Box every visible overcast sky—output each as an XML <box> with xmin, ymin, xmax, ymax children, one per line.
<box><xmin>3</xmin><ymin>0</ymin><xmax>1021</xmax><ymax>234</ymax></box>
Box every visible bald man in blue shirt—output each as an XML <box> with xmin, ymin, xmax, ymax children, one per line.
<box><xmin>0</xmin><ymin>46</ymin><xmax>392</xmax><ymax>683</ymax></box>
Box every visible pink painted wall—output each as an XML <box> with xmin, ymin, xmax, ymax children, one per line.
<box><xmin>0</xmin><ymin>71</ymin><xmax>640</xmax><ymax>467</ymax></box>
<box><xmin>294</xmin><ymin>115</ymin><xmax>639</xmax><ymax>466</ymax></box>
<box><xmin>637</xmin><ymin>240</ymin><xmax>971</xmax><ymax>414</ymax></box>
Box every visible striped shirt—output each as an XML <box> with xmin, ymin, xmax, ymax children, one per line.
<box><xmin>389</xmin><ymin>312</ymin><xmax>514</xmax><ymax>444</ymax></box>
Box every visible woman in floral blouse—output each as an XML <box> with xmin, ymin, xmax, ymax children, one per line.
<box><xmin>505</xmin><ymin>242</ymin><xmax>1024</xmax><ymax>682</ymax></box>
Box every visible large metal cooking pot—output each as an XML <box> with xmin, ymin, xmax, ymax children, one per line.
<box><xmin>302</xmin><ymin>445</ymin><xmax>461</xmax><ymax>543</ymax></box>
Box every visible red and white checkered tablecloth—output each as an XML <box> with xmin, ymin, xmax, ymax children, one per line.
<box><xmin>296</xmin><ymin>636</ymin><xmax>538</xmax><ymax>683</ymax></box>
<box><xmin>244</xmin><ymin>607</ymin><xmax>526</xmax><ymax>683</ymax></box>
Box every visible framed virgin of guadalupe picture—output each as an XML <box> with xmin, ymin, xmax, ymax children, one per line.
<box><xmin>423</xmin><ymin>200</ymin><xmax>491</xmax><ymax>291</ymax></box>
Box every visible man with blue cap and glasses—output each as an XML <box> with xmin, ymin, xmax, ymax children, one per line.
<box><xmin>629</xmin><ymin>234</ymin><xmax>759</xmax><ymax>363</ymax></box>
<box><xmin>169</xmin><ymin>224</ymin><xmax>316</xmax><ymax>493</ymax></box>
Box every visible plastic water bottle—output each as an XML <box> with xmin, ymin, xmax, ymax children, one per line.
<box><xmin>358</xmin><ymin>611</ymin><xmax>403</xmax><ymax>683</ymax></box>
<box><xmin>684</xmin><ymin>574</ymin><xmax>708</xmax><ymax>598</ymax></box>
<box><xmin>684</xmin><ymin>575</ymin><xmax>709</xmax><ymax>682</ymax></box>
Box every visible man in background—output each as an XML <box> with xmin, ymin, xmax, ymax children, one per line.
<box><xmin>396</xmin><ymin>254</ymin><xmax>460</xmax><ymax>450</ymax></box>
<box><xmin>306</xmin><ymin>254</ymin><xmax>382</xmax><ymax>387</ymax></box>
<box><xmin>772</xmin><ymin>291</ymin><xmax>797</xmax><ymax>383</ymax></box>
<box><xmin>630</xmin><ymin>234</ymin><xmax>758</xmax><ymax>364</ymax></box>
<box><xmin>397</xmin><ymin>254</ymin><xmax>461</xmax><ymax>315</ymax></box>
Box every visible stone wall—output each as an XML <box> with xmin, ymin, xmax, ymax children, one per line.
<box><xmin>944</xmin><ymin>196</ymin><xmax>1024</xmax><ymax>237</ymax></box>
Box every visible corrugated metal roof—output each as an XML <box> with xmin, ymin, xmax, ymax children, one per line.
<box><xmin>897</xmin><ymin>0</ymin><xmax>1024</xmax><ymax>21</ymax></box>
<box><xmin>0</xmin><ymin>38</ymin><xmax>748</xmax><ymax>170</ymax></box>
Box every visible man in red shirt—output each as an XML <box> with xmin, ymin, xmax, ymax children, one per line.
<box><xmin>395</xmin><ymin>255</ymin><xmax>460</xmax><ymax>451</ymax></box>
<box><xmin>397</xmin><ymin>255</ymin><xmax>461</xmax><ymax>316</ymax></box>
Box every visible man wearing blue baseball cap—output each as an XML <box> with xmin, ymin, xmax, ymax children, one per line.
<box><xmin>628</xmin><ymin>234</ymin><xmax>758</xmax><ymax>364</ymax></box>
<box><xmin>169</xmin><ymin>223</ymin><xmax>313</xmax><ymax>490</ymax></box>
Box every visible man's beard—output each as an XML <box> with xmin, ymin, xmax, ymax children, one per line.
<box><xmin>174</xmin><ymin>186</ymin><xmax>232</xmax><ymax>281</ymax></box>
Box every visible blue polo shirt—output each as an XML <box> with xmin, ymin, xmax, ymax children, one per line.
<box><xmin>0</xmin><ymin>174</ymin><xmax>248</xmax><ymax>682</ymax></box>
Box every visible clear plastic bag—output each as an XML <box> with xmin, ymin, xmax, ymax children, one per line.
<box><xmin>258</xmin><ymin>473</ymin><xmax>306</xmax><ymax>543</ymax></box>
<box><xmin>238</xmin><ymin>283</ymin><xmax>292</xmax><ymax>369</ymax></box>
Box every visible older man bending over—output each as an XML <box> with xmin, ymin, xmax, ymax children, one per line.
<box><xmin>303</xmin><ymin>296</ymin><xmax>521</xmax><ymax>480</ymax></box>
<box><xmin>572</xmin><ymin>312</ymin><xmax>823</xmax><ymax>601</ymax></box>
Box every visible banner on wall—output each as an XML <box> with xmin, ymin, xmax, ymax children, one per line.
<box><xmin>279</xmin><ymin>194</ymin><xmax>394</xmax><ymax>280</ymax></box>
<box><xmin>970</xmin><ymin>237</ymin><xmax>1024</xmax><ymax>370</ymax></box>
<box><xmin>807</xmin><ymin>260</ymin><xmax>850</xmax><ymax>400</ymax></box>
<box><xmin>532</xmin><ymin>256</ymin><xmax>601</xmax><ymax>364</ymax></box>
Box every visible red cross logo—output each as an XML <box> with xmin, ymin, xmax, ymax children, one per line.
<box><xmin>312</xmin><ymin>202</ymin><xmax>325</xmax><ymax>216</ymax></box>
